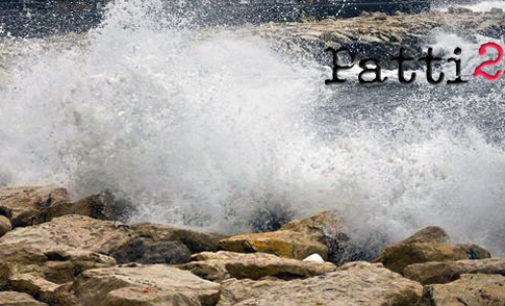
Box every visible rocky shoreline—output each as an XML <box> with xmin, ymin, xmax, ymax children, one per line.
<box><xmin>239</xmin><ymin>8</ymin><xmax>505</xmax><ymax>66</ymax></box>
<box><xmin>0</xmin><ymin>185</ymin><xmax>504</xmax><ymax>305</ymax></box>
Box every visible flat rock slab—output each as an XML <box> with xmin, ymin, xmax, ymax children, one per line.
<box><xmin>71</xmin><ymin>264</ymin><xmax>220</xmax><ymax>306</ymax></box>
<box><xmin>182</xmin><ymin>251</ymin><xmax>336</xmax><ymax>281</ymax></box>
<box><xmin>404</xmin><ymin>257</ymin><xmax>505</xmax><ymax>284</ymax></box>
<box><xmin>421</xmin><ymin>274</ymin><xmax>505</xmax><ymax>305</ymax></box>
<box><xmin>219</xmin><ymin>261</ymin><xmax>423</xmax><ymax>305</ymax></box>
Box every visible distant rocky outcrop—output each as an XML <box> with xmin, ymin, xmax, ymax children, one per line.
<box><xmin>244</xmin><ymin>10</ymin><xmax>505</xmax><ymax>66</ymax></box>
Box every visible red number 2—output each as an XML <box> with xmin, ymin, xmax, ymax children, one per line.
<box><xmin>474</xmin><ymin>42</ymin><xmax>503</xmax><ymax>81</ymax></box>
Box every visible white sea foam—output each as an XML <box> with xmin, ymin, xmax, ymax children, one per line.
<box><xmin>1</xmin><ymin>0</ymin><xmax>505</xmax><ymax>257</ymax></box>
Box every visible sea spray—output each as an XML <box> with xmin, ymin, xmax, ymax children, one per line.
<box><xmin>0</xmin><ymin>0</ymin><xmax>505</xmax><ymax>259</ymax></box>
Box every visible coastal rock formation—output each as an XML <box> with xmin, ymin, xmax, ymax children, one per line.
<box><xmin>375</xmin><ymin>226</ymin><xmax>491</xmax><ymax>274</ymax></box>
<box><xmin>219</xmin><ymin>211</ymin><xmax>347</xmax><ymax>260</ymax></box>
<box><xmin>0</xmin><ymin>186</ymin><xmax>70</xmax><ymax>227</ymax></box>
<box><xmin>404</xmin><ymin>257</ymin><xmax>505</xmax><ymax>284</ymax></box>
<box><xmin>0</xmin><ymin>186</ymin><xmax>130</xmax><ymax>227</ymax></box>
<box><xmin>181</xmin><ymin>251</ymin><xmax>336</xmax><ymax>281</ymax></box>
<box><xmin>0</xmin><ymin>215</ymin><xmax>11</xmax><ymax>237</ymax></box>
<box><xmin>245</xmin><ymin>10</ymin><xmax>505</xmax><ymax>66</ymax></box>
<box><xmin>0</xmin><ymin>214</ymin><xmax>223</xmax><ymax>298</ymax></box>
<box><xmin>0</xmin><ymin>291</ymin><xmax>47</xmax><ymax>306</ymax></box>
<box><xmin>420</xmin><ymin>274</ymin><xmax>505</xmax><ymax>305</ymax></box>
<box><xmin>219</xmin><ymin>261</ymin><xmax>423</xmax><ymax>305</ymax></box>
<box><xmin>69</xmin><ymin>264</ymin><xmax>220</xmax><ymax>306</ymax></box>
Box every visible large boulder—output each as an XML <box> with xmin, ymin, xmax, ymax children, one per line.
<box><xmin>0</xmin><ymin>186</ymin><xmax>70</xmax><ymax>227</ymax></box>
<box><xmin>0</xmin><ymin>291</ymin><xmax>48</xmax><ymax>306</ymax></box>
<box><xmin>181</xmin><ymin>251</ymin><xmax>336</xmax><ymax>281</ymax></box>
<box><xmin>219</xmin><ymin>211</ymin><xmax>346</xmax><ymax>260</ymax></box>
<box><xmin>69</xmin><ymin>264</ymin><xmax>221</xmax><ymax>306</ymax></box>
<box><xmin>420</xmin><ymin>274</ymin><xmax>505</xmax><ymax>305</ymax></box>
<box><xmin>0</xmin><ymin>214</ymin><xmax>12</xmax><ymax>237</ymax></box>
<box><xmin>0</xmin><ymin>186</ymin><xmax>130</xmax><ymax>227</ymax></box>
<box><xmin>404</xmin><ymin>257</ymin><xmax>505</xmax><ymax>284</ymax></box>
<box><xmin>375</xmin><ymin>226</ymin><xmax>491</xmax><ymax>274</ymax></box>
<box><xmin>218</xmin><ymin>261</ymin><xmax>423</xmax><ymax>305</ymax></box>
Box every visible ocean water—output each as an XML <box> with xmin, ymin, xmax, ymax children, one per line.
<box><xmin>1</xmin><ymin>0</ymin><xmax>505</xmax><ymax>257</ymax></box>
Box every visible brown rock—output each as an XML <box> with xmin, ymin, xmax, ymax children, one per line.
<box><xmin>0</xmin><ymin>291</ymin><xmax>48</xmax><ymax>306</ymax></box>
<box><xmin>219</xmin><ymin>211</ymin><xmax>346</xmax><ymax>260</ymax></box>
<box><xmin>8</xmin><ymin>273</ymin><xmax>72</xmax><ymax>305</ymax></box>
<box><xmin>0</xmin><ymin>214</ymin><xmax>224</xmax><ymax>301</ymax></box>
<box><xmin>0</xmin><ymin>186</ymin><xmax>130</xmax><ymax>227</ymax></box>
<box><xmin>0</xmin><ymin>214</ymin><xmax>12</xmax><ymax>237</ymax></box>
<box><xmin>219</xmin><ymin>230</ymin><xmax>328</xmax><ymax>260</ymax></box>
<box><xmin>401</xmin><ymin>226</ymin><xmax>449</xmax><ymax>244</ymax></box>
<box><xmin>220</xmin><ymin>262</ymin><xmax>422</xmax><ymax>305</ymax></box>
<box><xmin>0</xmin><ymin>185</ymin><xmax>69</xmax><ymax>227</ymax></box>
<box><xmin>70</xmin><ymin>264</ymin><xmax>220</xmax><ymax>306</ymax></box>
<box><xmin>218</xmin><ymin>278</ymin><xmax>284</xmax><ymax>305</ymax></box>
<box><xmin>182</xmin><ymin>251</ymin><xmax>336</xmax><ymax>281</ymax></box>
<box><xmin>375</xmin><ymin>226</ymin><xmax>491</xmax><ymax>273</ymax></box>
<box><xmin>421</xmin><ymin>274</ymin><xmax>505</xmax><ymax>305</ymax></box>
<box><xmin>404</xmin><ymin>257</ymin><xmax>505</xmax><ymax>284</ymax></box>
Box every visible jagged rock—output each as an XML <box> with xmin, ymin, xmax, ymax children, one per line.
<box><xmin>375</xmin><ymin>226</ymin><xmax>491</xmax><ymax>273</ymax></box>
<box><xmin>219</xmin><ymin>211</ymin><xmax>346</xmax><ymax>260</ymax></box>
<box><xmin>404</xmin><ymin>257</ymin><xmax>505</xmax><ymax>284</ymax></box>
<box><xmin>0</xmin><ymin>185</ymin><xmax>70</xmax><ymax>227</ymax></box>
<box><xmin>220</xmin><ymin>262</ymin><xmax>422</xmax><ymax>305</ymax></box>
<box><xmin>69</xmin><ymin>264</ymin><xmax>220</xmax><ymax>306</ymax></box>
<box><xmin>0</xmin><ymin>214</ymin><xmax>12</xmax><ymax>237</ymax></box>
<box><xmin>421</xmin><ymin>274</ymin><xmax>505</xmax><ymax>305</ymax></box>
<box><xmin>181</xmin><ymin>251</ymin><xmax>336</xmax><ymax>281</ymax></box>
<box><xmin>0</xmin><ymin>291</ymin><xmax>48</xmax><ymax>306</ymax></box>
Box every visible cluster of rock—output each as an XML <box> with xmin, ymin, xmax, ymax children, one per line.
<box><xmin>1</xmin><ymin>185</ymin><xmax>504</xmax><ymax>305</ymax></box>
<box><xmin>240</xmin><ymin>9</ymin><xmax>505</xmax><ymax>66</ymax></box>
